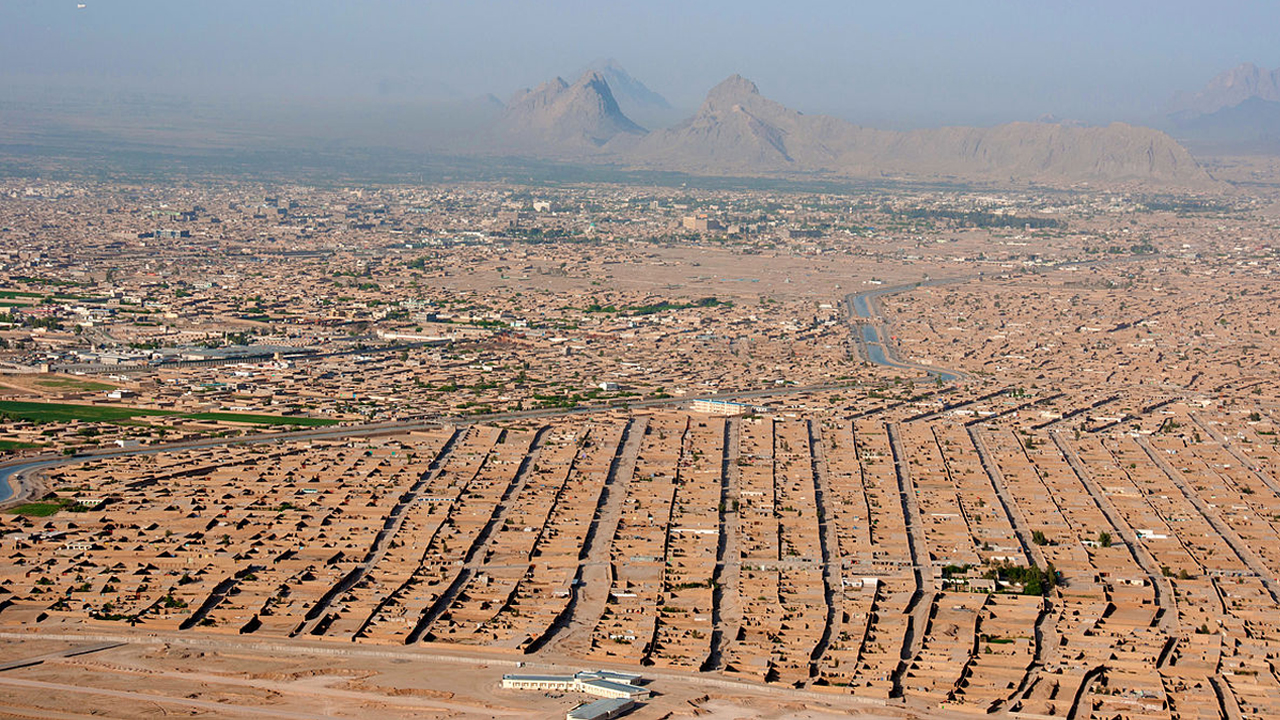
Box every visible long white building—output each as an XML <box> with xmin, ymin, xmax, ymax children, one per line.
<box><xmin>500</xmin><ymin>669</ymin><xmax>649</xmax><ymax>700</ymax></box>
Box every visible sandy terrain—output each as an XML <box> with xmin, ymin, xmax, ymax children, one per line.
<box><xmin>0</xmin><ymin>631</ymin><xmax>939</xmax><ymax>720</ymax></box>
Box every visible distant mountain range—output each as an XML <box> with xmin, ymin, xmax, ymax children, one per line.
<box><xmin>488</xmin><ymin>69</ymin><xmax>1212</xmax><ymax>188</ymax></box>
<box><xmin>493</xmin><ymin>71</ymin><xmax>645</xmax><ymax>153</ymax></box>
<box><xmin>0</xmin><ymin>58</ymin><xmax>1221</xmax><ymax>188</ymax></box>
<box><xmin>1166</xmin><ymin>63</ymin><xmax>1280</xmax><ymax>154</ymax></box>
<box><xmin>577</xmin><ymin>58</ymin><xmax>679</xmax><ymax>129</ymax></box>
<box><xmin>1168</xmin><ymin>63</ymin><xmax>1280</xmax><ymax>118</ymax></box>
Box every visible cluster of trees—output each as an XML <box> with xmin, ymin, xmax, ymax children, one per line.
<box><xmin>890</xmin><ymin>207</ymin><xmax>1064</xmax><ymax>230</ymax></box>
<box><xmin>0</xmin><ymin>312</ymin><xmax>63</xmax><ymax>330</ymax></box>
<box><xmin>1084</xmin><ymin>243</ymin><xmax>1157</xmax><ymax>255</ymax></box>
<box><xmin>499</xmin><ymin>227</ymin><xmax>581</xmax><ymax>243</ymax></box>
<box><xmin>585</xmin><ymin>296</ymin><xmax>732</xmax><ymax>316</ymax></box>
<box><xmin>941</xmin><ymin>560</ymin><xmax>1061</xmax><ymax>596</ymax></box>
<box><xmin>1139</xmin><ymin>198</ymin><xmax>1232</xmax><ymax>213</ymax></box>
<box><xmin>983</xmin><ymin>560</ymin><xmax>1061</xmax><ymax>596</ymax></box>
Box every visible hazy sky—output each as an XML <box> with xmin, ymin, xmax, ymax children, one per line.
<box><xmin>3</xmin><ymin>0</ymin><xmax>1279</xmax><ymax>128</ymax></box>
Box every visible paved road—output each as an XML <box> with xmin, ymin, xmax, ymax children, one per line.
<box><xmin>4</xmin><ymin>255</ymin><xmax>1148</xmax><ymax>508</ymax></box>
<box><xmin>3</xmin><ymin>266</ymin><xmax>1023</xmax><ymax>507</ymax></box>
<box><xmin>0</xmin><ymin>641</ymin><xmax>122</xmax><ymax>672</ymax></box>
<box><xmin>0</xmin><ymin>381</ymin><xmax>863</xmax><ymax>506</ymax></box>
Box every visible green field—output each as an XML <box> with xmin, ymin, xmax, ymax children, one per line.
<box><xmin>6</xmin><ymin>500</ymin><xmax>67</xmax><ymax>517</ymax></box>
<box><xmin>0</xmin><ymin>401</ymin><xmax>337</xmax><ymax>427</ymax></box>
<box><xmin>185</xmin><ymin>412</ymin><xmax>339</xmax><ymax>427</ymax></box>
<box><xmin>0</xmin><ymin>439</ymin><xmax>42</xmax><ymax>452</ymax></box>
<box><xmin>0</xmin><ymin>400</ymin><xmax>173</xmax><ymax>423</ymax></box>
<box><xmin>4</xmin><ymin>497</ymin><xmax>98</xmax><ymax>517</ymax></box>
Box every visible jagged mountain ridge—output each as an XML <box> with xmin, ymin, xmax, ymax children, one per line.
<box><xmin>628</xmin><ymin>75</ymin><xmax>1211</xmax><ymax>186</ymax></box>
<box><xmin>492</xmin><ymin>70</ymin><xmax>645</xmax><ymax>154</ymax></box>
<box><xmin>1168</xmin><ymin>63</ymin><xmax>1280</xmax><ymax>119</ymax></box>
<box><xmin>581</xmin><ymin>58</ymin><xmax>671</xmax><ymax>111</ymax></box>
<box><xmin>490</xmin><ymin>71</ymin><xmax>1212</xmax><ymax>187</ymax></box>
<box><xmin>578</xmin><ymin>58</ymin><xmax>682</xmax><ymax>130</ymax></box>
<box><xmin>1166</xmin><ymin>63</ymin><xmax>1280</xmax><ymax>156</ymax></box>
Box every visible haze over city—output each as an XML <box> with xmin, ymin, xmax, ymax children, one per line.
<box><xmin>4</xmin><ymin>0</ymin><xmax>1280</xmax><ymax>128</ymax></box>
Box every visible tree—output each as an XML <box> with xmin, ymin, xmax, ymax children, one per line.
<box><xmin>983</xmin><ymin>560</ymin><xmax>1059</xmax><ymax>596</ymax></box>
<box><xmin>1032</xmin><ymin>530</ymin><xmax>1048</xmax><ymax>546</ymax></box>
<box><xmin>1098</xmin><ymin>531</ymin><xmax>1112</xmax><ymax>548</ymax></box>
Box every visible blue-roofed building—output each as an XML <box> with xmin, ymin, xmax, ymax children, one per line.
<box><xmin>567</xmin><ymin>697</ymin><xmax>637</xmax><ymax>720</ymax></box>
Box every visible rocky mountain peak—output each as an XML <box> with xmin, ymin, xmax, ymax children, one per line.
<box><xmin>496</xmin><ymin>69</ymin><xmax>1211</xmax><ymax>188</ymax></box>
<box><xmin>494</xmin><ymin>70</ymin><xmax>644</xmax><ymax>153</ymax></box>
<box><xmin>705</xmin><ymin>75</ymin><xmax>761</xmax><ymax>105</ymax></box>
<box><xmin>1168</xmin><ymin>62</ymin><xmax>1280</xmax><ymax>118</ymax></box>
<box><xmin>577</xmin><ymin>59</ymin><xmax>675</xmax><ymax>127</ymax></box>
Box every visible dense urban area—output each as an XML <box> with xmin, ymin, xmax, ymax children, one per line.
<box><xmin>1</xmin><ymin>177</ymin><xmax>1279</xmax><ymax>720</ymax></box>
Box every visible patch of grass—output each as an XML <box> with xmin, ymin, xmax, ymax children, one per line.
<box><xmin>6</xmin><ymin>494</ymin><xmax>99</xmax><ymax>516</ymax></box>
<box><xmin>0</xmin><ymin>439</ymin><xmax>42</xmax><ymax>452</ymax></box>
<box><xmin>184</xmin><ymin>412</ymin><xmax>339</xmax><ymax>427</ymax></box>
<box><xmin>0</xmin><ymin>400</ymin><xmax>174</xmax><ymax>423</ymax></box>
<box><xmin>7</xmin><ymin>500</ymin><xmax>69</xmax><ymax>517</ymax></box>
<box><xmin>0</xmin><ymin>400</ymin><xmax>338</xmax><ymax>428</ymax></box>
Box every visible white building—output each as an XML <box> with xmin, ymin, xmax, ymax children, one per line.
<box><xmin>501</xmin><ymin>670</ymin><xmax>649</xmax><ymax>701</ymax></box>
<box><xmin>690</xmin><ymin>399</ymin><xmax>749</xmax><ymax>416</ymax></box>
